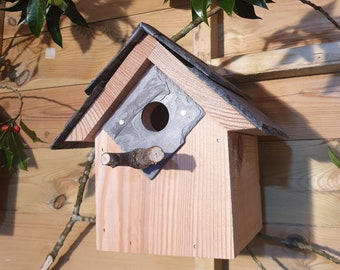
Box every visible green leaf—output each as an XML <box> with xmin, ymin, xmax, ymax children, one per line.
<box><xmin>9</xmin><ymin>132</ymin><xmax>29</xmax><ymax>170</ymax></box>
<box><xmin>20</xmin><ymin>120</ymin><xmax>46</xmax><ymax>143</ymax></box>
<box><xmin>234</xmin><ymin>0</ymin><xmax>260</xmax><ymax>19</ymax></box>
<box><xmin>1</xmin><ymin>0</ymin><xmax>28</xmax><ymax>12</ymax></box>
<box><xmin>0</xmin><ymin>146</ymin><xmax>14</xmax><ymax>170</ymax></box>
<box><xmin>328</xmin><ymin>147</ymin><xmax>340</xmax><ymax>169</ymax></box>
<box><xmin>46</xmin><ymin>4</ymin><xmax>63</xmax><ymax>47</ymax></box>
<box><xmin>190</xmin><ymin>0</ymin><xmax>210</xmax><ymax>24</ymax></box>
<box><xmin>64</xmin><ymin>0</ymin><xmax>88</xmax><ymax>27</ymax></box>
<box><xmin>219</xmin><ymin>0</ymin><xmax>236</xmax><ymax>16</ymax></box>
<box><xmin>27</xmin><ymin>0</ymin><xmax>47</xmax><ymax>37</ymax></box>
<box><xmin>48</xmin><ymin>0</ymin><xmax>68</xmax><ymax>11</ymax></box>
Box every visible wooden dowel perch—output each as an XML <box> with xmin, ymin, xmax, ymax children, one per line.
<box><xmin>101</xmin><ymin>146</ymin><xmax>165</xmax><ymax>169</ymax></box>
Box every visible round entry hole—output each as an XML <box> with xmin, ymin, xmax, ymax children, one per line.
<box><xmin>142</xmin><ymin>102</ymin><xmax>169</xmax><ymax>131</ymax></box>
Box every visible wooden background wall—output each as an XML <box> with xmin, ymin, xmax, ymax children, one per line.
<box><xmin>1</xmin><ymin>0</ymin><xmax>340</xmax><ymax>269</ymax></box>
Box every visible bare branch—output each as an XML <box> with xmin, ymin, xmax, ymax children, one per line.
<box><xmin>246</xmin><ymin>246</ymin><xmax>267</xmax><ymax>270</ymax></box>
<box><xmin>171</xmin><ymin>6</ymin><xmax>222</xmax><ymax>42</ymax></box>
<box><xmin>258</xmin><ymin>232</ymin><xmax>340</xmax><ymax>265</ymax></box>
<box><xmin>40</xmin><ymin>149</ymin><xmax>96</xmax><ymax>270</ymax></box>
<box><xmin>101</xmin><ymin>146</ymin><xmax>165</xmax><ymax>169</ymax></box>
<box><xmin>299</xmin><ymin>0</ymin><xmax>340</xmax><ymax>30</ymax></box>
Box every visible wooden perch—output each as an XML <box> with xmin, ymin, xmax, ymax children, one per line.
<box><xmin>101</xmin><ymin>146</ymin><xmax>165</xmax><ymax>169</ymax></box>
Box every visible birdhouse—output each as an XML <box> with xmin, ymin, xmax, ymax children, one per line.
<box><xmin>52</xmin><ymin>23</ymin><xmax>286</xmax><ymax>259</ymax></box>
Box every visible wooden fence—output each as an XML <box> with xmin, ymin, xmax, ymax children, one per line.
<box><xmin>1</xmin><ymin>0</ymin><xmax>340</xmax><ymax>269</ymax></box>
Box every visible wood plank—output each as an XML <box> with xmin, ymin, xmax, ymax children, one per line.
<box><xmin>0</xmin><ymin>84</ymin><xmax>88</xmax><ymax>148</ymax></box>
<box><xmin>95</xmin><ymin>115</ymin><xmax>238</xmax><ymax>258</ymax></box>
<box><xmin>0</xmin><ymin>212</ymin><xmax>216</xmax><ymax>270</ymax></box>
<box><xmin>148</xmin><ymin>38</ymin><xmax>256</xmax><ymax>132</ymax></box>
<box><xmin>0</xmin><ymin>148</ymin><xmax>94</xmax><ymax>215</ymax></box>
<box><xmin>239</xmin><ymin>72</ymin><xmax>340</xmax><ymax>140</ymax></box>
<box><xmin>259</xmin><ymin>139</ymin><xmax>340</xmax><ymax>227</ymax></box>
<box><xmin>1</xmin><ymin>8</ymin><xmax>193</xmax><ymax>91</ymax></box>
<box><xmin>1</xmin><ymin>72</ymin><xmax>339</xmax><ymax>150</ymax></box>
<box><xmin>2</xmin><ymin>0</ymin><xmax>190</xmax><ymax>39</ymax></box>
<box><xmin>1</xmin><ymin>138</ymin><xmax>340</xmax><ymax>268</ymax></box>
<box><xmin>230</xmin><ymin>225</ymin><xmax>340</xmax><ymax>270</ymax></box>
<box><xmin>212</xmin><ymin>41</ymin><xmax>340</xmax><ymax>82</ymax></box>
<box><xmin>0</xmin><ymin>147</ymin><xmax>216</xmax><ymax>269</ymax></box>
<box><xmin>230</xmin><ymin>138</ymin><xmax>340</xmax><ymax>269</ymax></box>
<box><xmin>229</xmin><ymin>132</ymin><xmax>262</xmax><ymax>253</ymax></box>
<box><xmin>221</xmin><ymin>0</ymin><xmax>340</xmax><ymax>57</ymax></box>
<box><xmin>66</xmin><ymin>35</ymin><xmax>156</xmax><ymax>142</ymax></box>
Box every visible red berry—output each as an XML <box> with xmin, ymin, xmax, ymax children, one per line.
<box><xmin>1</xmin><ymin>125</ymin><xmax>9</xmax><ymax>131</ymax></box>
<box><xmin>13</xmin><ymin>125</ymin><xmax>20</xmax><ymax>134</ymax></box>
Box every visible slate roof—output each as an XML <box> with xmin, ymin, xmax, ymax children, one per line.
<box><xmin>51</xmin><ymin>23</ymin><xmax>286</xmax><ymax>149</ymax></box>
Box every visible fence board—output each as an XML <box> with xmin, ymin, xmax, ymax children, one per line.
<box><xmin>220</xmin><ymin>0</ymin><xmax>340</xmax><ymax>57</ymax></box>
<box><xmin>2</xmin><ymin>0</ymin><xmax>190</xmax><ymax>39</ymax></box>
<box><xmin>1</xmin><ymin>138</ymin><xmax>340</xmax><ymax>269</ymax></box>
<box><xmin>1</xmin><ymin>72</ymin><xmax>339</xmax><ymax>149</ymax></box>
<box><xmin>1</xmin><ymin>8</ymin><xmax>193</xmax><ymax>91</ymax></box>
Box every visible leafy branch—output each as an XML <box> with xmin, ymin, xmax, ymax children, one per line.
<box><xmin>0</xmin><ymin>84</ymin><xmax>45</xmax><ymax>171</ymax></box>
<box><xmin>1</xmin><ymin>0</ymin><xmax>88</xmax><ymax>47</ymax></box>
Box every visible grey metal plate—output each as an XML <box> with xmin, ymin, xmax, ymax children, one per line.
<box><xmin>103</xmin><ymin>65</ymin><xmax>205</xmax><ymax>179</ymax></box>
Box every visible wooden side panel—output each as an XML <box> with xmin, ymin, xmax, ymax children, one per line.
<box><xmin>228</xmin><ymin>132</ymin><xmax>261</xmax><ymax>254</ymax></box>
<box><xmin>230</xmin><ymin>139</ymin><xmax>340</xmax><ymax>269</ymax></box>
<box><xmin>96</xmin><ymin>114</ymin><xmax>240</xmax><ymax>259</ymax></box>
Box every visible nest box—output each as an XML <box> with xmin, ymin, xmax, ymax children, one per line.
<box><xmin>52</xmin><ymin>23</ymin><xmax>285</xmax><ymax>259</ymax></box>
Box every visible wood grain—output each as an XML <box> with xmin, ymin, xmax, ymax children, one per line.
<box><xmin>0</xmin><ymin>84</ymin><xmax>88</xmax><ymax>148</ymax></box>
<box><xmin>1</xmin><ymin>8</ymin><xmax>193</xmax><ymax>91</ymax></box>
<box><xmin>66</xmin><ymin>35</ymin><xmax>155</xmax><ymax>142</ymax></box>
<box><xmin>2</xmin><ymin>0</ymin><xmax>190</xmax><ymax>39</ymax></box>
<box><xmin>259</xmin><ymin>139</ymin><xmax>340</xmax><ymax>227</ymax></box>
<box><xmin>147</xmin><ymin>38</ymin><xmax>256</xmax><ymax>132</ymax></box>
<box><xmin>0</xmin><ymin>147</ymin><xmax>217</xmax><ymax>270</ymax></box>
<box><xmin>230</xmin><ymin>225</ymin><xmax>340</xmax><ymax>270</ymax></box>
<box><xmin>1</xmin><ymin>72</ymin><xmax>339</xmax><ymax>149</ymax></box>
<box><xmin>221</xmin><ymin>0</ymin><xmax>340</xmax><ymax>58</ymax></box>
<box><xmin>95</xmin><ymin>113</ymin><xmax>262</xmax><ymax>259</ymax></box>
<box><xmin>1</xmin><ymin>139</ymin><xmax>340</xmax><ymax>268</ymax></box>
<box><xmin>240</xmin><ymin>72</ymin><xmax>340</xmax><ymax>139</ymax></box>
<box><xmin>212</xmin><ymin>41</ymin><xmax>340</xmax><ymax>82</ymax></box>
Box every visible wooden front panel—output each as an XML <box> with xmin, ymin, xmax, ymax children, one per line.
<box><xmin>95</xmin><ymin>115</ymin><xmax>238</xmax><ymax>259</ymax></box>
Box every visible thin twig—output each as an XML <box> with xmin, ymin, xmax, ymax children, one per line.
<box><xmin>40</xmin><ymin>148</ymin><xmax>96</xmax><ymax>270</ymax></box>
<box><xmin>171</xmin><ymin>6</ymin><xmax>222</xmax><ymax>42</ymax></box>
<box><xmin>258</xmin><ymin>233</ymin><xmax>340</xmax><ymax>265</ymax></box>
<box><xmin>299</xmin><ymin>0</ymin><xmax>340</xmax><ymax>30</ymax></box>
<box><xmin>0</xmin><ymin>84</ymin><xmax>23</xmax><ymax>122</ymax></box>
<box><xmin>246</xmin><ymin>246</ymin><xmax>267</xmax><ymax>270</ymax></box>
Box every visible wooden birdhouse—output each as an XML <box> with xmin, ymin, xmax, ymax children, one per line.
<box><xmin>52</xmin><ymin>23</ymin><xmax>286</xmax><ymax>259</ymax></box>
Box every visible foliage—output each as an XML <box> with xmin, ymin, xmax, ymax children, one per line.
<box><xmin>0</xmin><ymin>85</ymin><xmax>45</xmax><ymax>171</ymax></box>
<box><xmin>1</xmin><ymin>0</ymin><xmax>88</xmax><ymax>47</ymax></box>
<box><xmin>165</xmin><ymin>0</ymin><xmax>274</xmax><ymax>23</ymax></box>
<box><xmin>328</xmin><ymin>146</ymin><xmax>340</xmax><ymax>169</ymax></box>
<box><xmin>0</xmin><ymin>118</ymin><xmax>45</xmax><ymax>170</ymax></box>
